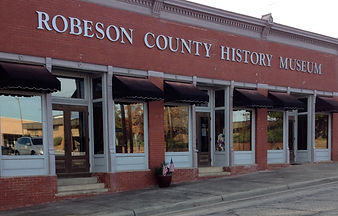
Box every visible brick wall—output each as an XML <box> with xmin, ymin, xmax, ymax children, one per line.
<box><xmin>96</xmin><ymin>168</ymin><xmax>198</xmax><ymax>192</ymax></box>
<box><xmin>331</xmin><ymin>113</ymin><xmax>338</xmax><ymax>161</ymax></box>
<box><xmin>0</xmin><ymin>176</ymin><xmax>57</xmax><ymax>211</ymax></box>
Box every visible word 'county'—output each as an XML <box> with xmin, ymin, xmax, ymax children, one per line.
<box><xmin>144</xmin><ymin>32</ymin><xmax>212</xmax><ymax>58</ymax></box>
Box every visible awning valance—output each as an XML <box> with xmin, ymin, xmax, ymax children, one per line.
<box><xmin>316</xmin><ymin>97</ymin><xmax>338</xmax><ymax>113</ymax></box>
<box><xmin>164</xmin><ymin>81</ymin><xmax>209</xmax><ymax>104</ymax></box>
<box><xmin>234</xmin><ymin>88</ymin><xmax>273</xmax><ymax>108</ymax></box>
<box><xmin>0</xmin><ymin>62</ymin><xmax>60</xmax><ymax>93</ymax></box>
<box><xmin>268</xmin><ymin>92</ymin><xmax>304</xmax><ymax>110</ymax></box>
<box><xmin>113</xmin><ymin>75</ymin><xmax>163</xmax><ymax>101</ymax></box>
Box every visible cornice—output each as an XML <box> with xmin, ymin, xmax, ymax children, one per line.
<box><xmin>81</xmin><ymin>0</ymin><xmax>338</xmax><ymax>55</ymax></box>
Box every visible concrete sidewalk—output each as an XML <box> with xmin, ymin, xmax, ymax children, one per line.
<box><xmin>2</xmin><ymin>162</ymin><xmax>338</xmax><ymax>216</ymax></box>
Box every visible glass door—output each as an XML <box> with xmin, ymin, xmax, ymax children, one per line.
<box><xmin>53</xmin><ymin>104</ymin><xmax>89</xmax><ymax>176</ymax></box>
<box><xmin>196</xmin><ymin>112</ymin><xmax>211</xmax><ymax>167</ymax></box>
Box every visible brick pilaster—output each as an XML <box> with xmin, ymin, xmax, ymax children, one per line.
<box><xmin>148</xmin><ymin>77</ymin><xmax>165</xmax><ymax>170</ymax></box>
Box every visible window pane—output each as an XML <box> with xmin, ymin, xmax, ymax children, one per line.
<box><xmin>233</xmin><ymin>110</ymin><xmax>251</xmax><ymax>151</ymax></box>
<box><xmin>53</xmin><ymin>110</ymin><xmax>65</xmax><ymax>156</ymax></box>
<box><xmin>196</xmin><ymin>90</ymin><xmax>209</xmax><ymax>107</ymax></box>
<box><xmin>267</xmin><ymin>111</ymin><xmax>283</xmax><ymax>150</ymax></box>
<box><xmin>92</xmin><ymin>78</ymin><xmax>102</xmax><ymax>99</ymax></box>
<box><xmin>115</xmin><ymin>103</ymin><xmax>144</xmax><ymax>153</ymax></box>
<box><xmin>315</xmin><ymin>114</ymin><xmax>328</xmax><ymax>149</ymax></box>
<box><xmin>297</xmin><ymin>114</ymin><xmax>307</xmax><ymax>150</ymax></box>
<box><xmin>215</xmin><ymin>110</ymin><xmax>225</xmax><ymax>151</ymax></box>
<box><xmin>94</xmin><ymin>102</ymin><xmax>104</xmax><ymax>154</ymax></box>
<box><xmin>52</xmin><ymin>77</ymin><xmax>84</xmax><ymax>99</ymax></box>
<box><xmin>215</xmin><ymin>90</ymin><xmax>225</xmax><ymax>107</ymax></box>
<box><xmin>164</xmin><ymin>106</ymin><xmax>189</xmax><ymax>152</ymax></box>
<box><xmin>0</xmin><ymin>95</ymin><xmax>43</xmax><ymax>155</ymax></box>
<box><xmin>71</xmin><ymin>111</ymin><xmax>87</xmax><ymax>156</ymax></box>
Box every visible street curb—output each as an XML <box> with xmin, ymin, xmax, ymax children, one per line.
<box><xmin>107</xmin><ymin>175</ymin><xmax>338</xmax><ymax>216</ymax></box>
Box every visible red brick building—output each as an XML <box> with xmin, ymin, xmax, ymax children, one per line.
<box><xmin>0</xmin><ymin>0</ymin><xmax>337</xmax><ymax>210</ymax></box>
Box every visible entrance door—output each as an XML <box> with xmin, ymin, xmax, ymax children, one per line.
<box><xmin>196</xmin><ymin>112</ymin><xmax>211</xmax><ymax>167</ymax></box>
<box><xmin>53</xmin><ymin>104</ymin><xmax>89</xmax><ymax>176</ymax></box>
<box><xmin>288</xmin><ymin>116</ymin><xmax>295</xmax><ymax>164</ymax></box>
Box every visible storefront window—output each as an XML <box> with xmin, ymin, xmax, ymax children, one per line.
<box><xmin>0</xmin><ymin>95</ymin><xmax>43</xmax><ymax>155</ymax></box>
<box><xmin>164</xmin><ymin>106</ymin><xmax>189</xmax><ymax>152</ymax></box>
<box><xmin>92</xmin><ymin>77</ymin><xmax>102</xmax><ymax>99</ymax></box>
<box><xmin>52</xmin><ymin>77</ymin><xmax>84</xmax><ymax>99</ymax></box>
<box><xmin>115</xmin><ymin>103</ymin><xmax>144</xmax><ymax>153</ymax></box>
<box><xmin>215</xmin><ymin>90</ymin><xmax>224</xmax><ymax>107</ymax></box>
<box><xmin>93</xmin><ymin>102</ymin><xmax>104</xmax><ymax>154</ymax></box>
<box><xmin>297</xmin><ymin>114</ymin><xmax>307</xmax><ymax>150</ymax></box>
<box><xmin>267</xmin><ymin>111</ymin><xmax>283</xmax><ymax>150</ymax></box>
<box><xmin>215</xmin><ymin>110</ymin><xmax>225</xmax><ymax>151</ymax></box>
<box><xmin>315</xmin><ymin>114</ymin><xmax>328</xmax><ymax>149</ymax></box>
<box><xmin>233</xmin><ymin>110</ymin><xmax>251</xmax><ymax>151</ymax></box>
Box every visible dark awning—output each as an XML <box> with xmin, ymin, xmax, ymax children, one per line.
<box><xmin>234</xmin><ymin>88</ymin><xmax>273</xmax><ymax>108</ymax></box>
<box><xmin>316</xmin><ymin>97</ymin><xmax>338</xmax><ymax>112</ymax></box>
<box><xmin>268</xmin><ymin>92</ymin><xmax>304</xmax><ymax>110</ymax></box>
<box><xmin>164</xmin><ymin>81</ymin><xmax>209</xmax><ymax>104</ymax></box>
<box><xmin>113</xmin><ymin>75</ymin><xmax>163</xmax><ymax>101</ymax></box>
<box><xmin>0</xmin><ymin>62</ymin><xmax>60</xmax><ymax>93</ymax></box>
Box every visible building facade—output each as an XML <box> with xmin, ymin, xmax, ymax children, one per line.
<box><xmin>0</xmin><ymin>0</ymin><xmax>337</xmax><ymax>210</ymax></box>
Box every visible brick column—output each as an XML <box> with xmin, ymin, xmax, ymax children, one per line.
<box><xmin>331</xmin><ymin>113</ymin><xmax>338</xmax><ymax>161</ymax></box>
<box><xmin>148</xmin><ymin>76</ymin><xmax>165</xmax><ymax>170</ymax></box>
<box><xmin>255</xmin><ymin>88</ymin><xmax>268</xmax><ymax>170</ymax></box>
<box><xmin>255</xmin><ymin>108</ymin><xmax>268</xmax><ymax>170</ymax></box>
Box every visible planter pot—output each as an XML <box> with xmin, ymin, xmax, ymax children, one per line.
<box><xmin>156</xmin><ymin>175</ymin><xmax>172</xmax><ymax>188</ymax></box>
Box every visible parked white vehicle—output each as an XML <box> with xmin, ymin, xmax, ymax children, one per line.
<box><xmin>14</xmin><ymin>137</ymin><xmax>43</xmax><ymax>155</ymax></box>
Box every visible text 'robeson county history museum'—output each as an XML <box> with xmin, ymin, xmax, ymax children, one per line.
<box><xmin>0</xmin><ymin>0</ymin><xmax>337</xmax><ymax>210</ymax></box>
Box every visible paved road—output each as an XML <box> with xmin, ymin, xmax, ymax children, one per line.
<box><xmin>163</xmin><ymin>181</ymin><xmax>338</xmax><ymax>216</ymax></box>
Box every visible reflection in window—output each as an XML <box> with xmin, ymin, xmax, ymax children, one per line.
<box><xmin>53</xmin><ymin>110</ymin><xmax>65</xmax><ymax>156</ymax></box>
<box><xmin>71</xmin><ymin>111</ymin><xmax>87</xmax><ymax>156</ymax></box>
<box><xmin>297</xmin><ymin>114</ymin><xmax>307</xmax><ymax>150</ymax></box>
<box><xmin>268</xmin><ymin>111</ymin><xmax>283</xmax><ymax>150</ymax></box>
<box><xmin>52</xmin><ymin>77</ymin><xmax>84</xmax><ymax>99</ymax></box>
<box><xmin>164</xmin><ymin>106</ymin><xmax>189</xmax><ymax>152</ymax></box>
<box><xmin>196</xmin><ymin>90</ymin><xmax>209</xmax><ymax>107</ymax></box>
<box><xmin>215</xmin><ymin>110</ymin><xmax>225</xmax><ymax>152</ymax></box>
<box><xmin>0</xmin><ymin>95</ymin><xmax>43</xmax><ymax>155</ymax></box>
<box><xmin>115</xmin><ymin>103</ymin><xmax>144</xmax><ymax>153</ymax></box>
<box><xmin>233</xmin><ymin>110</ymin><xmax>251</xmax><ymax>151</ymax></box>
<box><xmin>315</xmin><ymin>114</ymin><xmax>328</xmax><ymax>149</ymax></box>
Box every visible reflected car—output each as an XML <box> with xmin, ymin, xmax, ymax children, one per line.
<box><xmin>14</xmin><ymin>137</ymin><xmax>43</xmax><ymax>155</ymax></box>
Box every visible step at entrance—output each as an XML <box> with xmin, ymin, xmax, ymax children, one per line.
<box><xmin>198</xmin><ymin>167</ymin><xmax>231</xmax><ymax>178</ymax></box>
<box><xmin>56</xmin><ymin>176</ymin><xmax>108</xmax><ymax>197</ymax></box>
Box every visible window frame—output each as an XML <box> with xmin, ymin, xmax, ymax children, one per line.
<box><xmin>0</xmin><ymin>92</ymin><xmax>46</xmax><ymax>159</ymax></box>
<box><xmin>315</xmin><ymin>112</ymin><xmax>330</xmax><ymax>150</ymax></box>
<box><xmin>267</xmin><ymin>110</ymin><xmax>285</xmax><ymax>151</ymax></box>
<box><xmin>114</xmin><ymin>101</ymin><xmax>148</xmax><ymax>155</ymax></box>
<box><xmin>232</xmin><ymin>108</ymin><xmax>255</xmax><ymax>152</ymax></box>
<box><xmin>164</xmin><ymin>104</ymin><xmax>190</xmax><ymax>153</ymax></box>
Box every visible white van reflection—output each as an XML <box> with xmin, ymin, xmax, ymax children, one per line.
<box><xmin>14</xmin><ymin>137</ymin><xmax>43</xmax><ymax>155</ymax></box>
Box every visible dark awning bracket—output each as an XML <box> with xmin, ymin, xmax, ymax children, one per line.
<box><xmin>164</xmin><ymin>81</ymin><xmax>209</xmax><ymax>104</ymax></box>
<box><xmin>0</xmin><ymin>61</ymin><xmax>61</xmax><ymax>94</ymax></box>
<box><xmin>233</xmin><ymin>88</ymin><xmax>273</xmax><ymax>108</ymax></box>
<box><xmin>268</xmin><ymin>92</ymin><xmax>304</xmax><ymax>110</ymax></box>
<box><xmin>113</xmin><ymin>75</ymin><xmax>163</xmax><ymax>101</ymax></box>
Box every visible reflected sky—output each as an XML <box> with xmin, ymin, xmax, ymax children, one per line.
<box><xmin>0</xmin><ymin>96</ymin><xmax>42</xmax><ymax>121</ymax></box>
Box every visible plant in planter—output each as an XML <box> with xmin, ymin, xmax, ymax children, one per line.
<box><xmin>154</xmin><ymin>159</ymin><xmax>175</xmax><ymax>188</ymax></box>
